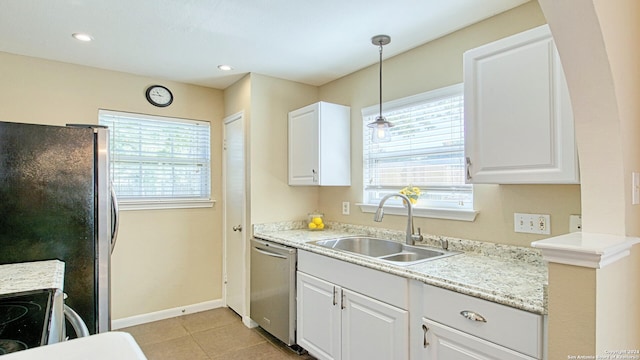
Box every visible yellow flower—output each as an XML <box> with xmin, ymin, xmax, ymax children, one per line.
<box><xmin>400</xmin><ymin>185</ymin><xmax>420</xmax><ymax>205</ymax></box>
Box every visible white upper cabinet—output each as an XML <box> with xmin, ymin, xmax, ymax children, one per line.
<box><xmin>288</xmin><ymin>101</ymin><xmax>351</xmax><ymax>186</ymax></box>
<box><xmin>464</xmin><ymin>25</ymin><xmax>579</xmax><ymax>184</ymax></box>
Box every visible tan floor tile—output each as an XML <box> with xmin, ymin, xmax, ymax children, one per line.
<box><xmin>180</xmin><ymin>308</ymin><xmax>240</xmax><ymax>333</ymax></box>
<box><xmin>122</xmin><ymin>306</ymin><xmax>315</xmax><ymax>360</ymax></box>
<box><xmin>140</xmin><ymin>335</ymin><xmax>210</xmax><ymax>360</ymax></box>
<box><xmin>121</xmin><ymin>317</ymin><xmax>188</xmax><ymax>346</ymax></box>
<box><xmin>209</xmin><ymin>342</ymin><xmax>287</xmax><ymax>360</ymax></box>
<box><xmin>192</xmin><ymin>321</ymin><xmax>266</xmax><ymax>357</ymax></box>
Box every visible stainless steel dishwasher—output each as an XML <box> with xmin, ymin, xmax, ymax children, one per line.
<box><xmin>250</xmin><ymin>238</ymin><xmax>297</xmax><ymax>347</ymax></box>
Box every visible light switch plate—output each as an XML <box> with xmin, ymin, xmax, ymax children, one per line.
<box><xmin>514</xmin><ymin>213</ymin><xmax>551</xmax><ymax>235</ymax></box>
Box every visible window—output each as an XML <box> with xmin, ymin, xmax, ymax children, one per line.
<box><xmin>362</xmin><ymin>84</ymin><xmax>475</xmax><ymax>220</ymax></box>
<box><xmin>99</xmin><ymin>110</ymin><xmax>212</xmax><ymax>210</ymax></box>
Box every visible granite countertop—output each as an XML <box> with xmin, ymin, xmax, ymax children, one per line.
<box><xmin>253</xmin><ymin>221</ymin><xmax>548</xmax><ymax>315</ymax></box>
<box><xmin>0</xmin><ymin>260</ymin><xmax>65</xmax><ymax>296</ymax></box>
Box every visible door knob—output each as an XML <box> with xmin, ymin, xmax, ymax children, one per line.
<box><xmin>232</xmin><ymin>225</ymin><xmax>243</xmax><ymax>232</ymax></box>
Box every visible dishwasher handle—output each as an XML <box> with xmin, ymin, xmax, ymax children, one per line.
<box><xmin>253</xmin><ymin>246</ymin><xmax>288</xmax><ymax>259</ymax></box>
<box><xmin>251</xmin><ymin>238</ymin><xmax>296</xmax><ymax>254</ymax></box>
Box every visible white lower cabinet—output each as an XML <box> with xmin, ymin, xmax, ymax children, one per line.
<box><xmin>421</xmin><ymin>318</ymin><xmax>536</xmax><ymax>360</ymax></box>
<box><xmin>297</xmin><ymin>272</ymin><xmax>341</xmax><ymax>360</ymax></box>
<box><xmin>297</xmin><ymin>271</ymin><xmax>409</xmax><ymax>360</ymax></box>
<box><xmin>296</xmin><ymin>250</ymin><xmax>409</xmax><ymax>360</ymax></box>
<box><xmin>342</xmin><ymin>287</ymin><xmax>408</xmax><ymax>360</ymax></box>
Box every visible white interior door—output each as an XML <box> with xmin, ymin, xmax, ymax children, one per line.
<box><xmin>223</xmin><ymin>112</ymin><xmax>246</xmax><ymax>316</ymax></box>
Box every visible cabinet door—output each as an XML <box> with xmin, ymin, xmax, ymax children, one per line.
<box><xmin>464</xmin><ymin>24</ymin><xmax>579</xmax><ymax>184</ymax></box>
<box><xmin>297</xmin><ymin>272</ymin><xmax>341</xmax><ymax>360</ymax></box>
<box><xmin>421</xmin><ymin>319</ymin><xmax>537</xmax><ymax>360</ymax></box>
<box><xmin>342</xmin><ymin>289</ymin><xmax>409</xmax><ymax>360</ymax></box>
<box><xmin>289</xmin><ymin>104</ymin><xmax>320</xmax><ymax>185</ymax></box>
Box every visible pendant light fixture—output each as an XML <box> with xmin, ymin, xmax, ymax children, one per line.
<box><xmin>367</xmin><ymin>34</ymin><xmax>393</xmax><ymax>143</ymax></box>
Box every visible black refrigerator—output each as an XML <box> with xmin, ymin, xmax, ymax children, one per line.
<box><xmin>0</xmin><ymin>120</ymin><xmax>118</xmax><ymax>335</ymax></box>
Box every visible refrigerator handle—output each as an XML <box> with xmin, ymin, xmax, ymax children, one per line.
<box><xmin>110</xmin><ymin>185</ymin><xmax>120</xmax><ymax>254</ymax></box>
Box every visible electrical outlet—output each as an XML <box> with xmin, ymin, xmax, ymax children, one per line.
<box><xmin>342</xmin><ymin>201</ymin><xmax>350</xmax><ymax>215</ymax></box>
<box><xmin>514</xmin><ymin>213</ymin><xmax>551</xmax><ymax>235</ymax></box>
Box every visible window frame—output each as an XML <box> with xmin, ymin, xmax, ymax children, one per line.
<box><xmin>358</xmin><ymin>84</ymin><xmax>478</xmax><ymax>221</ymax></box>
<box><xmin>99</xmin><ymin>109</ymin><xmax>214</xmax><ymax>211</ymax></box>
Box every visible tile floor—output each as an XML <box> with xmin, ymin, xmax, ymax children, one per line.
<box><xmin>121</xmin><ymin>307</ymin><xmax>316</xmax><ymax>360</ymax></box>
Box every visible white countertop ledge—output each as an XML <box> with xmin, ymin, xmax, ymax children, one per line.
<box><xmin>2</xmin><ymin>332</ymin><xmax>146</xmax><ymax>360</ymax></box>
<box><xmin>531</xmin><ymin>232</ymin><xmax>640</xmax><ymax>269</ymax></box>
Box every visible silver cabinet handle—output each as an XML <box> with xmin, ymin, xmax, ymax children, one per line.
<box><xmin>340</xmin><ymin>289</ymin><xmax>346</xmax><ymax>310</ymax></box>
<box><xmin>332</xmin><ymin>286</ymin><xmax>337</xmax><ymax>306</ymax></box>
<box><xmin>465</xmin><ymin>157</ymin><xmax>472</xmax><ymax>181</ymax></box>
<box><xmin>312</xmin><ymin>169</ymin><xmax>318</xmax><ymax>183</ymax></box>
<box><xmin>422</xmin><ymin>324</ymin><xmax>430</xmax><ymax>348</ymax></box>
<box><xmin>233</xmin><ymin>224</ymin><xmax>242</xmax><ymax>232</ymax></box>
<box><xmin>460</xmin><ymin>310</ymin><xmax>487</xmax><ymax>323</ymax></box>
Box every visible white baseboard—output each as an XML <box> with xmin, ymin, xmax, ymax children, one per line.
<box><xmin>111</xmin><ymin>299</ymin><xmax>224</xmax><ymax>330</ymax></box>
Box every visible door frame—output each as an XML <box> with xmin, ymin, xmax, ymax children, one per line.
<box><xmin>222</xmin><ymin>111</ymin><xmax>251</xmax><ymax>325</ymax></box>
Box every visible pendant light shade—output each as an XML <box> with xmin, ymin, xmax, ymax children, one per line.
<box><xmin>367</xmin><ymin>34</ymin><xmax>393</xmax><ymax>143</ymax></box>
<box><xmin>368</xmin><ymin>115</ymin><xmax>392</xmax><ymax>142</ymax></box>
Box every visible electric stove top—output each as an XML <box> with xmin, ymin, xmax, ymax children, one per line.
<box><xmin>0</xmin><ymin>289</ymin><xmax>58</xmax><ymax>355</ymax></box>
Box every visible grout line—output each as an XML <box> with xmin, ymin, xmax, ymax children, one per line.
<box><xmin>187</xmin><ymin>333</ymin><xmax>213</xmax><ymax>360</ymax></box>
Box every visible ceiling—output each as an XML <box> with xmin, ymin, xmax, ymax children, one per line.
<box><xmin>0</xmin><ymin>0</ymin><xmax>529</xmax><ymax>90</ymax></box>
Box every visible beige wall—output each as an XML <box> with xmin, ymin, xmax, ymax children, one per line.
<box><xmin>318</xmin><ymin>1</ymin><xmax>581</xmax><ymax>246</ymax></box>
<box><xmin>596</xmin><ymin>246</ymin><xmax>640</xmax><ymax>353</ymax></box>
<box><xmin>0</xmin><ymin>52</ymin><xmax>225</xmax><ymax>319</ymax></box>
<box><xmin>547</xmin><ymin>263</ymin><xmax>597</xmax><ymax>357</ymax></box>
<box><xmin>249</xmin><ymin>73</ymin><xmax>319</xmax><ymax>224</ymax></box>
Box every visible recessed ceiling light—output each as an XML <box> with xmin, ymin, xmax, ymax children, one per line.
<box><xmin>217</xmin><ymin>65</ymin><xmax>233</xmax><ymax>71</ymax></box>
<box><xmin>72</xmin><ymin>33</ymin><xmax>93</xmax><ymax>42</ymax></box>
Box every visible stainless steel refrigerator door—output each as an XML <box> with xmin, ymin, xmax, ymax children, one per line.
<box><xmin>95</xmin><ymin>127</ymin><xmax>112</xmax><ymax>333</ymax></box>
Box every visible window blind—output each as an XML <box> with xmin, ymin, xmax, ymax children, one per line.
<box><xmin>99</xmin><ymin>110</ymin><xmax>211</xmax><ymax>204</ymax></box>
<box><xmin>363</xmin><ymin>84</ymin><xmax>472</xmax><ymax>209</ymax></box>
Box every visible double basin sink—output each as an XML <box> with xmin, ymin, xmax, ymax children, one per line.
<box><xmin>309</xmin><ymin>236</ymin><xmax>460</xmax><ymax>266</ymax></box>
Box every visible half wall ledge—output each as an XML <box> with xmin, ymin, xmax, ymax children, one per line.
<box><xmin>531</xmin><ymin>232</ymin><xmax>640</xmax><ymax>269</ymax></box>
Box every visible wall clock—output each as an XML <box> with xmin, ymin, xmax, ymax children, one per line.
<box><xmin>145</xmin><ymin>85</ymin><xmax>173</xmax><ymax>107</ymax></box>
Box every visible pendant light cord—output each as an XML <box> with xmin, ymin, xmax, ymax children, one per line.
<box><xmin>378</xmin><ymin>42</ymin><xmax>383</xmax><ymax>120</ymax></box>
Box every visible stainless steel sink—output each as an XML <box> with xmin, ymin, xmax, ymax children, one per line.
<box><xmin>310</xmin><ymin>236</ymin><xmax>459</xmax><ymax>266</ymax></box>
<box><xmin>312</xmin><ymin>237</ymin><xmax>403</xmax><ymax>257</ymax></box>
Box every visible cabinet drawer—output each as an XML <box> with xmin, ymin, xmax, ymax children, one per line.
<box><xmin>299</xmin><ymin>250</ymin><xmax>408</xmax><ymax>309</ymax></box>
<box><xmin>423</xmin><ymin>318</ymin><xmax>537</xmax><ymax>360</ymax></box>
<box><xmin>423</xmin><ymin>284</ymin><xmax>543</xmax><ymax>358</ymax></box>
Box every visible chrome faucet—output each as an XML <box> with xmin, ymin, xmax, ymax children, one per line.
<box><xmin>373</xmin><ymin>193</ymin><xmax>423</xmax><ymax>245</ymax></box>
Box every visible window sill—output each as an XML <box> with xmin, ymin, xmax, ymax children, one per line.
<box><xmin>356</xmin><ymin>203</ymin><xmax>478</xmax><ymax>222</ymax></box>
<box><xmin>118</xmin><ymin>199</ymin><xmax>216</xmax><ymax>211</ymax></box>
